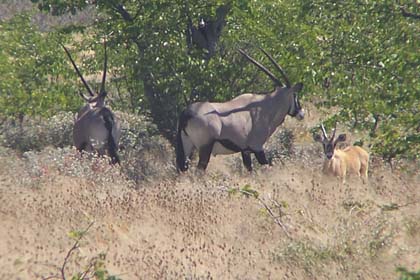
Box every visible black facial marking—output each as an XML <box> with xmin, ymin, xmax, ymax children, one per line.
<box><xmin>323</xmin><ymin>142</ymin><xmax>335</xmax><ymax>159</ymax></box>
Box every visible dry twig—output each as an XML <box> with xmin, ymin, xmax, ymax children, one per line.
<box><xmin>219</xmin><ymin>186</ymin><xmax>291</xmax><ymax>238</ymax></box>
<box><xmin>42</xmin><ymin>221</ymin><xmax>95</xmax><ymax>280</ymax></box>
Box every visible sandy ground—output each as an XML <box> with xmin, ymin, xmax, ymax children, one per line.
<box><xmin>0</xmin><ymin>145</ymin><xmax>419</xmax><ymax>280</ymax></box>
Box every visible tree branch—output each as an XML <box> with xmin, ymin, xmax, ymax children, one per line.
<box><xmin>112</xmin><ymin>4</ymin><xmax>133</xmax><ymax>22</ymax></box>
<box><xmin>219</xmin><ymin>186</ymin><xmax>291</xmax><ymax>238</ymax></box>
<box><xmin>400</xmin><ymin>6</ymin><xmax>420</xmax><ymax>19</ymax></box>
<box><xmin>60</xmin><ymin>222</ymin><xmax>95</xmax><ymax>280</ymax></box>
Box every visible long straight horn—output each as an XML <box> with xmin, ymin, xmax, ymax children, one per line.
<box><xmin>61</xmin><ymin>44</ymin><xmax>95</xmax><ymax>97</ymax></box>
<box><xmin>100</xmin><ymin>39</ymin><xmax>107</xmax><ymax>94</ymax></box>
<box><xmin>238</xmin><ymin>48</ymin><xmax>283</xmax><ymax>87</ymax></box>
<box><xmin>258</xmin><ymin>47</ymin><xmax>291</xmax><ymax>88</ymax></box>
<box><xmin>320</xmin><ymin>123</ymin><xmax>328</xmax><ymax>139</ymax></box>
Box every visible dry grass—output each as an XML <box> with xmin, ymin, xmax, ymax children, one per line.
<box><xmin>0</xmin><ymin>110</ymin><xmax>419</xmax><ymax>279</ymax></box>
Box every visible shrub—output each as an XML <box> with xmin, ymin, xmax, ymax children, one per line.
<box><xmin>0</xmin><ymin>111</ymin><xmax>74</xmax><ymax>152</ymax></box>
<box><xmin>396</xmin><ymin>267</ymin><xmax>420</xmax><ymax>280</ymax></box>
<box><xmin>0</xmin><ymin>111</ymin><xmax>176</xmax><ymax>185</ymax></box>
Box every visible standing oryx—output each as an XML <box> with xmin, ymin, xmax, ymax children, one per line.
<box><xmin>313</xmin><ymin>123</ymin><xmax>369</xmax><ymax>183</ymax></box>
<box><xmin>176</xmin><ymin>48</ymin><xmax>305</xmax><ymax>172</ymax></box>
<box><xmin>63</xmin><ymin>42</ymin><xmax>121</xmax><ymax>164</ymax></box>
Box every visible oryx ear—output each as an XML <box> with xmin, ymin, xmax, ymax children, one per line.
<box><xmin>335</xmin><ymin>134</ymin><xmax>346</xmax><ymax>143</ymax></box>
<box><xmin>292</xmin><ymin>82</ymin><xmax>303</xmax><ymax>92</ymax></box>
<box><xmin>313</xmin><ymin>134</ymin><xmax>323</xmax><ymax>143</ymax></box>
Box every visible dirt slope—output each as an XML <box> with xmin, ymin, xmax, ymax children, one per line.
<box><xmin>0</xmin><ymin>143</ymin><xmax>419</xmax><ymax>280</ymax></box>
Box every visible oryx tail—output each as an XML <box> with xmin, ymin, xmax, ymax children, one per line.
<box><xmin>102</xmin><ymin>108</ymin><xmax>120</xmax><ymax>165</ymax></box>
<box><xmin>176</xmin><ymin>110</ymin><xmax>193</xmax><ymax>172</ymax></box>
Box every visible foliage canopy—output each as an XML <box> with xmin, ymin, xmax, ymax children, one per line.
<box><xmin>1</xmin><ymin>0</ymin><xmax>419</xmax><ymax>161</ymax></box>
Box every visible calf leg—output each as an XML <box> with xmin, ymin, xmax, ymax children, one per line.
<box><xmin>197</xmin><ymin>142</ymin><xmax>214</xmax><ymax>170</ymax></box>
<box><xmin>360</xmin><ymin>162</ymin><xmax>369</xmax><ymax>184</ymax></box>
<box><xmin>241</xmin><ymin>151</ymin><xmax>252</xmax><ymax>171</ymax></box>
<box><xmin>360</xmin><ymin>163</ymin><xmax>368</xmax><ymax>178</ymax></box>
<box><xmin>255</xmin><ymin>150</ymin><xmax>270</xmax><ymax>165</ymax></box>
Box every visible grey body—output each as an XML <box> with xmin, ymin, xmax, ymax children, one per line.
<box><xmin>176</xmin><ymin>48</ymin><xmax>304</xmax><ymax>171</ymax></box>
<box><xmin>73</xmin><ymin>103</ymin><xmax>121</xmax><ymax>164</ymax></box>
<box><xmin>63</xmin><ymin>41</ymin><xmax>121</xmax><ymax>164</ymax></box>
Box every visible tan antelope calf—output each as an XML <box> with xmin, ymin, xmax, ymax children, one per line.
<box><xmin>313</xmin><ymin>124</ymin><xmax>369</xmax><ymax>183</ymax></box>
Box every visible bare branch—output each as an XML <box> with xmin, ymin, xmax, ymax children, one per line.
<box><xmin>60</xmin><ymin>221</ymin><xmax>95</xmax><ymax>280</ymax></box>
<box><xmin>219</xmin><ymin>186</ymin><xmax>291</xmax><ymax>238</ymax></box>
<box><xmin>255</xmin><ymin>195</ymin><xmax>291</xmax><ymax>239</ymax></box>
<box><xmin>78</xmin><ymin>258</ymin><xmax>96</xmax><ymax>279</ymax></box>
<box><xmin>112</xmin><ymin>4</ymin><xmax>133</xmax><ymax>22</ymax></box>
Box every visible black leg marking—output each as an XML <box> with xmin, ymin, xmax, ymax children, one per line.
<box><xmin>255</xmin><ymin>151</ymin><xmax>269</xmax><ymax>165</ymax></box>
<box><xmin>101</xmin><ymin>108</ymin><xmax>120</xmax><ymax>165</ymax></box>
<box><xmin>197</xmin><ymin>142</ymin><xmax>214</xmax><ymax>170</ymax></box>
<box><xmin>109</xmin><ymin>150</ymin><xmax>121</xmax><ymax>165</ymax></box>
<box><xmin>78</xmin><ymin>142</ymin><xmax>87</xmax><ymax>152</ymax></box>
<box><xmin>241</xmin><ymin>151</ymin><xmax>252</xmax><ymax>171</ymax></box>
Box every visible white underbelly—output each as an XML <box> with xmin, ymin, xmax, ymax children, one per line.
<box><xmin>212</xmin><ymin>142</ymin><xmax>237</xmax><ymax>155</ymax></box>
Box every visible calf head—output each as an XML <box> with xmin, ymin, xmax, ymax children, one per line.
<box><xmin>313</xmin><ymin>123</ymin><xmax>346</xmax><ymax>159</ymax></box>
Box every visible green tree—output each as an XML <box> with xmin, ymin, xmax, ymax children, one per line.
<box><xmin>0</xmin><ymin>12</ymin><xmax>81</xmax><ymax>119</ymax></box>
<box><xmin>31</xmin><ymin>0</ymin><xmax>312</xmax><ymax>142</ymax></box>
<box><xmin>2</xmin><ymin>0</ymin><xmax>419</xmax><ymax>161</ymax></box>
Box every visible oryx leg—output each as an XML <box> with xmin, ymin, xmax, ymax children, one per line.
<box><xmin>197</xmin><ymin>142</ymin><xmax>214</xmax><ymax>170</ymax></box>
<box><xmin>241</xmin><ymin>151</ymin><xmax>252</xmax><ymax>171</ymax></box>
<box><xmin>77</xmin><ymin>142</ymin><xmax>88</xmax><ymax>152</ymax></box>
<box><xmin>255</xmin><ymin>151</ymin><xmax>270</xmax><ymax>165</ymax></box>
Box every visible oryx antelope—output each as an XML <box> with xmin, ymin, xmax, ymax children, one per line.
<box><xmin>63</xmin><ymin>42</ymin><xmax>121</xmax><ymax>164</ymax></box>
<box><xmin>313</xmin><ymin>123</ymin><xmax>369</xmax><ymax>183</ymax></box>
<box><xmin>176</xmin><ymin>48</ymin><xmax>305</xmax><ymax>172</ymax></box>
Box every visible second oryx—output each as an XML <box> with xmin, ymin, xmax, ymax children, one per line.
<box><xmin>176</xmin><ymin>48</ymin><xmax>304</xmax><ymax>172</ymax></box>
<box><xmin>63</xmin><ymin>42</ymin><xmax>121</xmax><ymax>164</ymax></box>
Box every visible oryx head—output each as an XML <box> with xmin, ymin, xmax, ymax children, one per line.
<box><xmin>238</xmin><ymin>47</ymin><xmax>304</xmax><ymax>120</ymax></box>
<box><xmin>313</xmin><ymin>123</ymin><xmax>346</xmax><ymax>160</ymax></box>
<box><xmin>62</xmin><ymin>41</ymin><xmax>109</xmax><ymax>109</ymax></box>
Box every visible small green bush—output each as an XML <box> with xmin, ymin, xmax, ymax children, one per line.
<box><xmin>0</xmin><ymin>111</ymin><xmax>74</xmax><ymax>152</ymax></box>
<box><xmin>397</xmin><ymin>267</ymin><xmax>420</xmax><ymax>280</ymax></box>
<box><xmin>0</xmin><ymin>111</ymin><xmax>176</xmax><ymax>185</ymax></box>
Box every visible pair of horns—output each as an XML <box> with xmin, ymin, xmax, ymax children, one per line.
<box><xmin>238</xmin><ymin>47</ymin><xmax>291</xmax><ymax>88</ymax></box>
<box><xmin>62</xmin><ymin>40</ymin><xmax>108</xmax><ymax>102</ymax></box>
<box><xmin>321</xmin><ymin>122</ymin><xmax>337</xmax><ymax>140</ymax></box>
